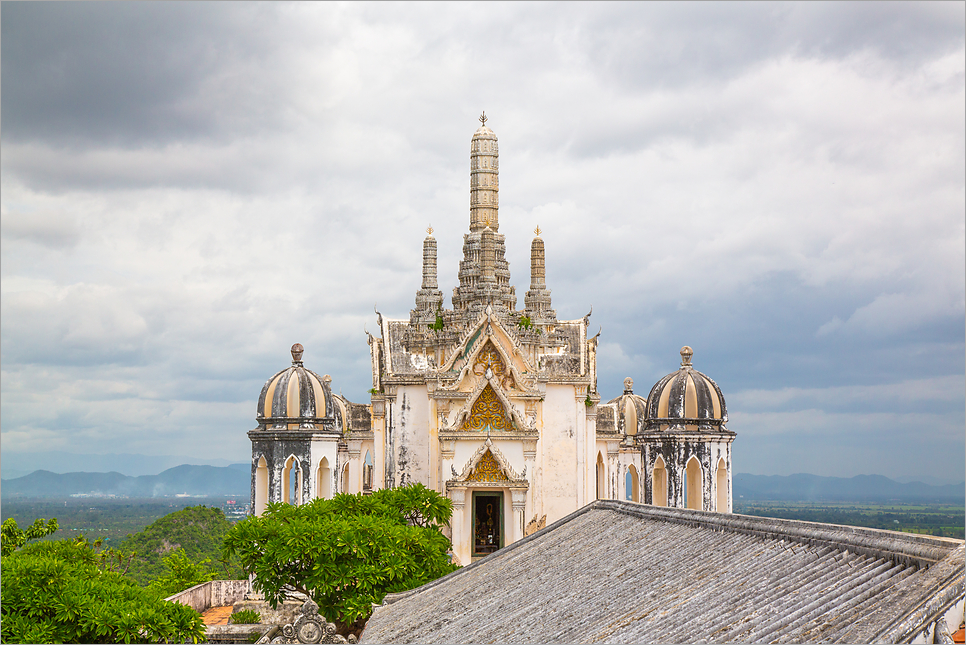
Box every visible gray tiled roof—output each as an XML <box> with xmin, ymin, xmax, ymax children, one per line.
<box><xmin>361</xmin><ymin>501</ymin><xmax>964</xmax><ymax>644</ymax></box>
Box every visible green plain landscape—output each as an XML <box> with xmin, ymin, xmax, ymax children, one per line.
<box><xmin>733</xmin><ymin>500</ymin><xmax>965</xmax><ymax>539</ymax></box>
<box><xmin>0</xmin><ymin>497</ymin><xmax>246</xmax><ymax>544</ymax></box>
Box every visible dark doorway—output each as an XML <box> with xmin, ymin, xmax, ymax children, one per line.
<box><xmin>472</xmin><ymin>492</ymin><xmax>503</xmax><ymax>557</ymax></box>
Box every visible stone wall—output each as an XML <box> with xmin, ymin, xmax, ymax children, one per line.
<box><xmin>165</xmin><ymin>579</ymin><xmax>251</xmax><ymax>614</ymax></box>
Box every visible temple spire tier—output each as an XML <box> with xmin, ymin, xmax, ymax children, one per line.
<box><xmin>469</xmin><ymin>121</ymin><xmax>499</xmax><ymax>233</ymax></box>
<box><xmin>524</xmin><ymin>230</ymin><xmax>555</xmax><ymax>322</ymax></box>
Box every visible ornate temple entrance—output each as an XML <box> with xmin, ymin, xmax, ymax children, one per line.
<box><xmin>472</xmin><ymin>491</ymin><xmax>503</xmax><ymax>557</ymax></box>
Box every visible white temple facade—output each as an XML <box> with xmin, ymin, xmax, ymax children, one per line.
<box><xmin>249</xmin><ymin>116</ymin><xmax>736</xmax><ymax>565</ymax></box>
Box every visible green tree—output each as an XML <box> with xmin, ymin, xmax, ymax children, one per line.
<box><xmin>1</xmin><ymin>517</ymin><xmax>58</xmax><ymax>556</ymax></box>
<box><xmin>148</xmin><ymin>547</ymin><xmax>220</xmax><ymax>598</ymax></box>
<box><xmin>1</xmin><ymin>535</ymin><xmax>205</xmax><ymax>644</ymax></box>
<box><xmin>223</xmin><ymin>484</ymin><xmax>458</xmax><ymax>632</ymax></box>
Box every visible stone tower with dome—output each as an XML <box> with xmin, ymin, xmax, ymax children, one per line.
<box><xmin>248</xmin><ymin>116</ymin><xmax>735</xmax><ymax>564</ymax></box>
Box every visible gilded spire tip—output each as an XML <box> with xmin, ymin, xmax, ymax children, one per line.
<box><xmin>534</xmin><ymin>225</ymin><xmax>541</xmax><ymax>236</ymax></box>
<box><xmin>427</xmin><ymin>225</ymin><xmax>433</xmax><ymax>236</ymax></box>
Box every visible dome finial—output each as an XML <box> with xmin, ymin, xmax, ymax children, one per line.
<box><xmin>291</xmin><ymin>343</ymin><xmax>304</xmax><ymax>364</ymax></box>
<box><xmin>479</xmin><ymin>111</ymin><xmax>487</xmax><ymax>127</ymax></box>
<box><xmin>623</xmin><ymin>377</ymin><xmax>633</xmax><ymax>394</ymax></box>
<box><xmin>680</xmin><ymin>346</ymin><xmax>693</xmax><ymax>367</ymax></box>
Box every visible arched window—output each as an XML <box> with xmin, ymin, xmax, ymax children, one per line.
<box><xmin>341</xmin><ymin>463</ymin><xmax>350</xmax><ymax>494</ymax></box>
<box><xmin>255</xmin><ymin>456</ymin><xmax>268</xmax><ymax>517</ymax></box>
<box><xmin>316</xmin><ymin>457</ymin><xmax>330</xmax><ymax>500</ymax></box>
<box><xmin>363</xmin><ymin>451</ymin><xmax>374</xmax><ymax>491</ymax></box>
<box><xmin>283</xmin><ymin>455</ymin><xmax>301</xmax><ymax>505</ymax></box>
<box><xmin>716</xmin><ymin>457</ymin><xmax>728</xmax><ymax>513</ymax></box>
<box><xmin>628</xmin><ymin>464</ymin><xmax>640</xmax><ymax>503</ymax></box>
<box><xmin>596</xmin><ymin>452</ymin><xmax>605</xmax><ymax>500</ymax></box>
<box><xmin>652</xmin><ymin>456</ymin><xmax>668</xmax><ymax>507</ymax></box>
<box><xmin>685</xmin><ymin>456</ymin><xmax>702</xmax><ymax>510</ymax></box>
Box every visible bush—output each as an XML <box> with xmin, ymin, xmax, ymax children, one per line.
<box><xmin>231</xmin><ymin>609</ymin><xmax>262</xmax><ymax>624</ymax></box>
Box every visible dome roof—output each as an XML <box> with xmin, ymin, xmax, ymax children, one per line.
<box><xmin>644</xmin><ymin>346</ymin><xmax>727</xmax><ymax>429</ymax></box>
<box><xmin>606</xmin><ymin>377</ymin><xmax>648</xmax><ymax>436</ymax></box>
<box><xmin>256</xmin><ymin>344</ymin><xmax>341</xmax><ymax>428</ymax></box>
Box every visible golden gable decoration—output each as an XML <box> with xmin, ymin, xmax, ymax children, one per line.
<box><xmin>464</xmin><ymin>384</ymin><xmax>511</xmax><ymax>432</ymax></box>
<box><xmin>473</xmin><ymin>341</ymin><xmax>515</xmax><ymax>390</ymax></box>
<box><xmin>468</xmin><ymin>450</ymin><xmax>509</xmax><ymax>482</ymax></box>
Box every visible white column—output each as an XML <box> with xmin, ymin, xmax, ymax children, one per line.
<box><xmin>450</xmin><ymin>491</ymin><xmax>468</xmax><ymax>565</ymax></box>
<box><xmin>348</xmin><ymin>443</ymin><xmax>362</xmax><ymax>494</ymax></box>
<box><xmin>511</xmin><ymin>489</ymin><xmax>527</xmax><ymax>544</ymax></box>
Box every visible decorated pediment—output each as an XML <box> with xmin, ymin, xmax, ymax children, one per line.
<box><xmin>467</xmin><ymin>450</ymin><xmax>509</xmax><ymax>483</ymax></box>
<box><xmin>451</xmin><ymin>438</ymin><xmax>526</xmax><ymax>484</ymax></box>
<box><xmin>440</xmin><ymin>309</ymin><xmax>535</xmax><ymax>393</ymax></box>
<box><xmin>445</xmin><ymin>377</ymin><xmax>535</xmax><ymax>433</ymax></box>
<box><xmin>464</xmin><ymin>384</ymin><xmax>511</xmax><ymax>432</ymax></box>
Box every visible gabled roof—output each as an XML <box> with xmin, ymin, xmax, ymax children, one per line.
<box><xmin>361</xmin><ymin>501</ymin><xmax>964</xmax><ymax>644</ymax></box>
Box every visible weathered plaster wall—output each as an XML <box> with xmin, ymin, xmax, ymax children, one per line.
<box><xmin>540</xmin><ymin>384</ymin><xmax>579</xmax><ymax>524</ymax></box>
<box><xmin>389</xmin><ymin>386</ymin><xmax>431</xmax><ymax>487</ymax></box>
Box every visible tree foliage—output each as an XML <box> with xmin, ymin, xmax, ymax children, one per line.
<box><xmin>1</xmin><ymin>517</ymin><xmax>58</xmax><ymax>556</ymax></box>
<box><xmin>115</xmin><ymin>504</ymin><xmax>244</xmax><ymax>586</ymax></box>
<box><xmin>147</xmin><ymin>547</ymin><xmax>220</xmax><ymax>599</ymax></box>
<box><xmin>223</xmin><ymin>484</ymin><xmax>459</xmax><ymax>630</ymax></box>
<box><xmin>1</xmin><ymin>533</ymin><xmax>205</xmax><ymax>644</ymax></box>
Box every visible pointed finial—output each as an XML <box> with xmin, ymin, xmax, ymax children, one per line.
<box><xmin>427</xmin><ymin>225</ymin><xmax>434</xmax><ymax>236</ymax></box>
<box><xmin>479</xmin><ymin>111</ymin><xmax>487</xmax><ymax>127</ymax></box>
<box><xmin>680</xmin><ymin>346</ymin><xmax>693</xmax><ymax>367</ymax></box>
<box><xmin>291</xmin><ymin>343</ymin><xmax>304</xmax><ymax>364</ymax></box>
<box><xmin>534</xmin><ymin>225</ymin><xmax>541</xmax><ymax>236</ymax></box>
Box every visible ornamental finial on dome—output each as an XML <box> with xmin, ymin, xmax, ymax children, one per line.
<box><xmin>623</xmin><ymin>377</ymin><xmax>634</xmax><ymax>394</ymax></box>
<box><xmin>680</xmin><ymin>346</ymin><xmax>693</xmax><ymax>367</ymax></box>
<box><xmin>291</xmin><ymin>343</ymin><xmax>304</xmax><ymax>364</ymax></box>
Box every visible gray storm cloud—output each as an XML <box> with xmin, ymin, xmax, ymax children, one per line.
<box><xmin>1</xmin><ymin>2</ymin><xmax>963</xmax><ymax>481</ymax></box>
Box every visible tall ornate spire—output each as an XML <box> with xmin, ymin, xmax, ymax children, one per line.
<box><xmin>469</xmin><ymin>113</ymin><xmax>499</xmax><ymax>233</ymax></box>
<box><xmin>454</xmin><ymin>116</ymin><xmax>515</xmax><ymax>317</ymax></box>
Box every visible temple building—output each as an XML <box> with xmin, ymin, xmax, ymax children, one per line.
<box><xmin>248</xmin><ymin>116</ymin><xmax>735</xmax><ymax>565</ymax></box>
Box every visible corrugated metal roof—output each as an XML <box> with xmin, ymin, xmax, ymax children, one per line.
<box><xmin>361</xmin><ymin>501</ymin><xmax>964</xmax><ymax>644</ymax></box>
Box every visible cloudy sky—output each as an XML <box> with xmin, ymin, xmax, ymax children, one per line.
<box><xmin>2</xmin><ymin>2</ymin><xmax>963</xmax><ymax>482</ymax></box>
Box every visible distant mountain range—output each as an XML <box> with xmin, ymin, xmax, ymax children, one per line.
<box><xmin>0</xmin><ymin>464</ymin><xmax>251</xmax><ymax>499</ymax></box>
<box><xmin>0</xmin><ymin>451</ymin><xmax>244</xmax><ymax>480</ymax></box>
<box><xmin>1</xmin><ymin>465</ymin><xmax>962</xmax><ymax>502</ymax></box>
<box><xmin>734</xmin><ymin>473</ymin><xmax>964</xmax><ymax>503</ymax></box>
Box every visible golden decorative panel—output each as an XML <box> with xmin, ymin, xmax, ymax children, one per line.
<box><xmin>464</xmin><ymin>384</ymin><xmax>511</xmax><ymax>432</ymax></box>
<box><xmin>473</xmin><ymin>342</ymin><xmax>515</xmax><ymax>390</ymax></box>
<box><xmin>468</xmin><ymin>450</ymin><xmax>509</xmax><ymax>482</ymax></box>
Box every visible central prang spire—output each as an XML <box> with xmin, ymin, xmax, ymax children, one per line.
<box><xmin>469</xmin><ymin>111</ymin><xmax>499</xmax><ymax>232</ymax></box>
<box><xmin>453</xmin><ymin>115</ymin><xmax>515</xmax><ymax>317</ymax></box>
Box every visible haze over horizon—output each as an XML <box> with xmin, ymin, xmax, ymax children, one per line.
<box><xmin>2</xmin><ymin>3</ymin><xmax>963</xmax><ymax>484</ymax></box>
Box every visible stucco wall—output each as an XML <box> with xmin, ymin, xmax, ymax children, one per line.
<box><xmin>540</xmin><ymin>384</ymin><xmax>579</xmax><ymax>524</ymax></box>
